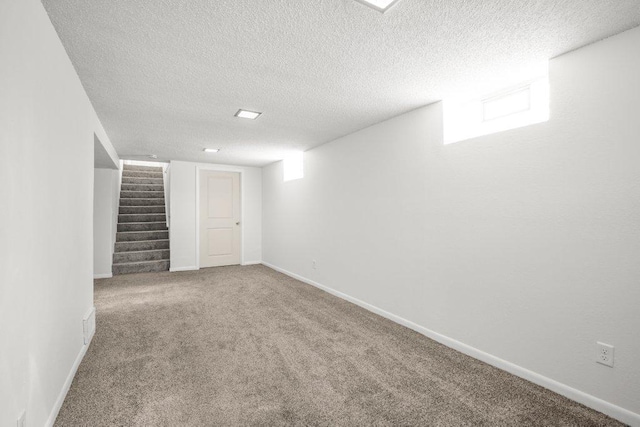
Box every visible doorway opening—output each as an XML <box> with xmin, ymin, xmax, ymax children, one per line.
<box><xmin>198</xmin><ymin>170</ymin><xmax>241</xmax><ymax>268</ymax></box>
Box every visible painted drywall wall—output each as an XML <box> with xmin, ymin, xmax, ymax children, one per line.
<box><xmin>262</xmin><ymin>26</ymin><xmax>640</xmax><ymax>422</ymax></box>
<box><xmin>114</xmin><ymin>163</ymin><xmax>123</xmax><ymax>249</ymax></box>
<box><xmin>0</xmin><ymin>0</ymin><xmax>117</xmax><ymax>425</ymax></box>
<box><xmin>94</xmin><ymin>169</ymin><xmax>119</xmax><ymax>278</ymax></box>
<box><xmin>169</xmin><ymin>161</ymin><xmax>262</xmax><ymax>270</ymax></box>
<box><xmin>94</xmin><ymin>134</ymin><xmax>119</xmax><ymax>170</ymax></box>
<box><xmin>161</xmin><ymin>162</ymin><xmax>170</xmax><ymax>227</ymax></box>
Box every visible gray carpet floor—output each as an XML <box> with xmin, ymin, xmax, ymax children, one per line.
<box><xmin>55</xmin><ymin>265</ymin><xmax>622</xmax><ymax>426</ymax></box>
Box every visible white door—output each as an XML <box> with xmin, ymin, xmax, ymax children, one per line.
<box><xmin>199</xmin><ymin>170</ymin><xmax>241</xmax><ymax>268</ymax></box>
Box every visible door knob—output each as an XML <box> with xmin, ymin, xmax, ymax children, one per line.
<box><xmin>236</xmin><ymin>222</ymin><xmax>240</xmax><ymax>225</ymax></box>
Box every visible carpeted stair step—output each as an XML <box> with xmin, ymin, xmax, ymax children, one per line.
<box><xmin>120</xmin><ymin>190</ymin><xmax>164</xmax><ymax>199</ymax></box>
<box><xmin>121</xmin><ymin>183</ymin><xmax>164</xmax><ymax>192</ymax></box>
<box><xmin>122</xmin><ymin>176</ymin><xmax>164</xmax><ymax>185</ymax></box>
<box><xmin>114</xmin><ymin>163</ymin><xmax>170</xmax><ymax>275</ymax></box>
<box><xmin>118</xmin><ymin>222</ymin><xmax>167</xmax><ymax>232</ymax></box>
<box><xmin>120</xmin><ymin>198</ymin><xmax>166</xmax><ymax>207</ymax></box>
<box><xmin>115</xmin><ymin>239</ymin><xmax>170</xmax><ymax>252</ymax></box>
<box><xmin>112</xmin><ymin>259</ymin><xmax>169</xmax><ymax>275</ymax></box>
<box><xmin>122</xmin><ymin>170</ymin><xmax>163</xmax><ymax>179</ymax></box>
<box><xmin>123</xmin><ymin>165</ymin><xmax>163</xmax><ymax>172</ymax></box>
<box><xmin>113</xmin><ymin>249</ymin><xmax>170</xmax><ymax>264</ymax></box>
<box><xmin>116</xmin><ymin>230</ymin><xmax>168</xmax><ymax>242</ymax></box>
<box><xmin>118</xmin><ymin>213</ymin><xmax>167</xmax><ymax>223</ymax></box>
<box><xmin>119</xmin><ymin>205</ymin><xmax>166</xmax><ymax>214</ymax></box>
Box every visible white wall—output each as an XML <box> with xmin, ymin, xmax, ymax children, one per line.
<box><xmin>94</xmin><ymin>169</ymin><xmax>119</xmax><ymax>278</ymax></box>
<box><xmin>170</xmin><ymin>160</ymin><xmax>262</xmax><ymax>270</ymax></box>
<box><xmin>162</xmin><ymin>162</ymin><xmax>170</xmax><ymax>228</ymax></box>
<box><xmin>262</xmin><ymin>27</ymin><xmax>640</xmax><ymax>424</ymax></box>
<box><xmin>0</xmin><ymin>0</ymin><xmax>117</xmax><ymax>425</ymax></box>
<box><xmin>114</xmin><ymin>164</ymin><xmax>123</xmax><ymax>249</ymax></box>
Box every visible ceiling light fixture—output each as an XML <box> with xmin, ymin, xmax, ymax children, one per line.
<box><xmin>203</xmin><ymin>148</ymin><xmax>219</xmax><ymax>153</ymax></box>
<box><xmin>235</xmin><ymin>109</ymin><xmax>262</xmax><ymax>120</ymax></box>
<box><xmin>354</xmin><ymin>0</ymin><xmax>401</xmax><ymax>13</ymax></box>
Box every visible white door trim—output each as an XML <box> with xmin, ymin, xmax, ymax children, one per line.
<box><xmin>195</xmin><ymin>165</ymin><xmax>245</xmax><ymax>268</ymax></box>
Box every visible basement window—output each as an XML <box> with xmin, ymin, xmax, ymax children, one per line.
<box><xmin>354</xmin><ymin>0</ymin><xmax>402</xmax><ymax>13</ymax></box>
<box><xmin>443</xmin><ymin>74</ymin><xmax>549</xmax><ymax>144</ymax></box>
<box><xmin>283</xmin><ymin>152</ymin><xmax>304</xmax><ymax>182</ymax></box>
<box><xmin>483</xmin><ymin>86</ymin><xmax>531</xmax><ymax>121</ymax></box>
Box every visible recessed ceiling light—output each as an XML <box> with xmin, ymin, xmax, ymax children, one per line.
<box><xmin>354</xmin><ymin>0</ymin><xmax>401</xmax><ymax>12</ymax></box>
<box><xmin>203</xmin><ymin>148</ymin><xmax>219</xmax><ymax>153</ymax></box>
<box><xmin>235</xmin><ymin>109</ymin><xmax>262</xmax><ymax>120</ymax></box>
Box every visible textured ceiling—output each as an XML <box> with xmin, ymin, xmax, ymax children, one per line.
<box><xmin>43</xmin><ymin>0</ymin><xmax>640</xmax><ymax>167</ymax></box>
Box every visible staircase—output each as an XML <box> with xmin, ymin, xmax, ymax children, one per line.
<box><xmin>113</xmin><ymin>164</ymin><xmax>170</xmax><ymax>275</ymax></box>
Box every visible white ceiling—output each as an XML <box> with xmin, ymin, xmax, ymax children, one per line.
<box><xmin>43</xmin><ymin>0</ymin><xmax>640</xmax><ymax>167</ymax></box>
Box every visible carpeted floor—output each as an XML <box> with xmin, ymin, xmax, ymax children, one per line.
<box><xmin>56</xmin><ymin>265</ymin><xmax>622</xmax><ymax>426</ymax></box>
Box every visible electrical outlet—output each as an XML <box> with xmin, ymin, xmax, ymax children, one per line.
<box><xmin>312</xmin><ymin>260</ymin><xmax>317</xmax><ymax>269</ymax></box>
<box><xmin>17</xmin><ymin>411</ymin><xmax>26</xmax><ymax>427</ymax></box>
<box><xmin>596</xmin><ymin>342</ymin><xmax>614</xmax><ymax>367</ymax></box>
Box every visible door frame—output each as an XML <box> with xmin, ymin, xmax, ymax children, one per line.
<box><xmin>195</xmin><ymin>165</ymin><xmax>245</xmax><ymax>269</ymax></box>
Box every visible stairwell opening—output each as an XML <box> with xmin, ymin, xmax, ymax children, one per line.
<box><xmin>113</xmin><ymin>161</ymin><xmax>170</xmax><ymax>275</ymax></box>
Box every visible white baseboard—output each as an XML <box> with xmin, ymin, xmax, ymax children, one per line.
<box><xmin>45</xmin><ymin>331</ymin><xmax>93</xmax><ymax>426</ymax></box>
<box><xmin>171</xmin><ymin>262</ymin><xmax>262</xmax><ymax>271</ymax></box>
<box><xmin>93</xmin><ymin>273</ymin><xmax>112</xmax><ymax>279</ymax></box>
<box><xmin>169</xmin><ymin>266</ymin><xmax>198</xmax><ymax>272</ymax></box>
<box><xmin>261</xmin><ymin>261</ymin><xmax>640</xmax><ymax>427</ymax></box>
